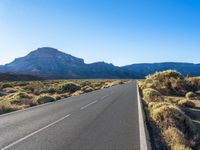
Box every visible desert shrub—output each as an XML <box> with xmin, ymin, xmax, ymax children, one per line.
<box><xmin>172</xmin><ymin>144</ymin><xmax>192</xmax><ymax>150</ymax></box>
<box><xmin>60</xmin><ymin>93</ymin><xmax>70</xmax><ymax>98</ymax></box>
<box><xmin>37</xmin><ymin>95</ymin><xmax>56</xmax><ymax>104</ymax></box>
<box><xmin>51</xmin><ymin>94</ymin><xmax>62</xmax><ymax>100</ymax></box>
<box><xmin>58</xmin><ymin>82</ymin><xmax>81</xmax><ymax>93</ymax></box>
<box><xmin>140</xmin><ymin>70</ymin><xmax>185</xmax><ymax>95</ymax></box>
<box><xmin>22</xmin><ymin>98</ymin><xmax>38</xmax><ymax>107</ymax></box>
<box><xmin>170</xmin><ymin>79</ymin><xmax>193</xmax><ymax>95</ymax></box>
<box><xmin>151</xmin><ymin>104</ymin><xmax>195</xmax><ymax>134</ymax></box>
<box><xmin>185</xmin><ymin>92</ymin><xmax>196</xmax><ymax>99</ymax></box>
<box><xmin>0</xmin><ymin>100</ymin><xmax>18</xmax><ymax>114</ymax></box>
<box><xmin>178</xmin><ymin>99</ymin><xmax>195</xmax><ymax>108</ymax></box>
<box><xmin>1</xmin><ymin>83</ymin><xmax>13</xmax><ymax>89</ymax></box>
<box><xmin>13</xmin><ymin>92</ymin><xmax>31</xmax><ymax>99</ymax></box>
<box><xmin>8</xmin><ymin>92</ymin><xmax>32</xmax><ymax>105</ymax></box>
<box><xmin>186</xmin><ymin>77</ymin><xmax>200</xmax><ymax>91</ymax></box>
<box><xmin>163</xmin><ymin>127</ymin><xmax>189</xmax><ymax>148</ymax></box>
<box><xmin>71</xmin><ymin>90</ymin><xmax>84</xmax><ymax>96</ymax></box>
<box><xmin>47</xmin><ymin>87</ymin><xmax>57</xmax><ymax>94</ymax></box>
<box><xmin>149</xmin><ymin>102</ymin><xmax>172</xmax><ymax>110</ymax></box>
<box><xmin>82</xmin><ymin>86</ymin><xmax>94</xmax><ymax>93</ymax></box>
<box><xmin>142</xmin><ymin>88</ymin><xmax>161</xmax><ymax>102</ymax></box>
<box><xmin>15</xmin><ymin>81</ymin><xmax>28</xmax><ymax>86</ymax></box>
<box><xmin>3</xmin><ymin>87</ymin><xmax>16</xmax><ymax>93</ymax></box>
<box><xmin>80</xmin><ymin>80</ymin><xmax>91</xmax><ymax>87</ymax></box>
<box><xmin>24</xmin><ymin>81</ymin><xmax>47</xmax><ymax>95</ymax></box>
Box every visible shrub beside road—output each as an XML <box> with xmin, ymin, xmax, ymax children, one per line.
<box><xmin>138</xmin><ymin>70</ymin><xmax>200</xmax><ymax>150</ymax></box>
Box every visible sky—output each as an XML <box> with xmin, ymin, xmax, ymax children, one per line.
<box><xmin>0</xmin><ymin>0</ymin><xmax>200</xmax><ymax>66</ymax></box>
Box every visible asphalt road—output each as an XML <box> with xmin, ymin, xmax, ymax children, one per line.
<box><xmin>0</xmin><ymin>81</ymin><xmax>140</xmax><ymax>150</ymax></box>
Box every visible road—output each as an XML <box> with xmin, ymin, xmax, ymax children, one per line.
<box><xmin>0</xmin><ymin>81</ymin><xmax>140</xmax><ymax>150</ymax></box>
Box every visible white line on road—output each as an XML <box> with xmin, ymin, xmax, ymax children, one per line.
<box><xmin>80</xmin><ymin>100</ymin><xmax>98</xmax><ymax>110</ymax></box>
<box><xmin>1</xmin><ymin>114</ymin><xmax>71</xmax><ymax>150</ymax></box>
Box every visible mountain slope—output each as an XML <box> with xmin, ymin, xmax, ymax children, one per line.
<box><xmin>122</xmin><ymin>62</ymin><xmax>200</xmax><ymax>78</ymax></box>
<box><xmin>1</xmin><ymin>47</ymin><xmax>131</xmax><ymax>79</ymax></box>
<box><xmin>1</xmin><ymin>47</ymin><xmax>200</xmax><ymax>79</ymax></box>
<box><xmin>4</xmin><ymin>47</ymin><xmax>85</xmax><ymax>75</ymax></box>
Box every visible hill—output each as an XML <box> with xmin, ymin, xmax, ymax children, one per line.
<box><xmin>0</xmin><ymin>47</ymin><xmax>132</xmax><ymax>79</ymax></box>
<box><xmin>122</xmin><ymin>62</ymin><xmax>200</xmax><ymax>78</ymax></box>
<box><xmin>1</xmin><ymin>47</ymin><xmax>200</xmax><ymax>79</ymax></box>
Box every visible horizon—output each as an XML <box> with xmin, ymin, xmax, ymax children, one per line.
<box><xmin>1</xmin><ymin>0</ymin><xmax>200</xmax><ymax>66</ymax></box>
<box><xmin>0</xmin><ymin>46</ymin><xmax>199</xmax><ymax>67</ymax></box>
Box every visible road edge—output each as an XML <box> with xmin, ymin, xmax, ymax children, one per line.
<box><xmin>136</xmin><ymin>81</ymin><xmax>151</xmax><ymax>150</ymax></box>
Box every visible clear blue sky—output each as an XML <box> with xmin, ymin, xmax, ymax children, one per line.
<box><xmin>0</xmin><ymin>0</ymin><xmax>200</xmax><ymax>66</ymax></box>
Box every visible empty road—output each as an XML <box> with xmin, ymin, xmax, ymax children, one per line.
<box><xmin>0</xmin><ymin>81</ymin><xmax>140</xmax><ymax>150</ymax></box>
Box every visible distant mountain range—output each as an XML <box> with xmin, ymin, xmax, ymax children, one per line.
<box><xmin>0</xmin><ymin>47</ymin><xmax>199</xmax><ymax>80</ymax></box>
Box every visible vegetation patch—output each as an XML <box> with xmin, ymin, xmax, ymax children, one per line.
<box><xmin>138</xmin><ymin>70</ymin><xmax>200</xmax><ymax>150</ymax></box>
<box><xmin>0</xmin><ymin>80</ymin><xmax>127</xmax><ymax>114</ymax></box>
<box><xmin>37</xmin><ymin>95</ymin><xmax>56</xmax><ymax>104</ymax></box>
<box><xmin>185</xmin><ymin>92</ymin><xmax>196</xmax><ymax>100</ymax></box>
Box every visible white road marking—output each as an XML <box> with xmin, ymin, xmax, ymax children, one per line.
<box><xmin>80</xmin><ymin>100</ymin><xmax>98</xmax><ymax>110</ymax></box>
<box><xmin>1</xmin><ymin>114</ymin><xmax>71</xmax><ymax>150</ymax></box>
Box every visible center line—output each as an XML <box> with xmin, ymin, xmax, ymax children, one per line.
<box><xmin>1</xmin><ymin>114</ymin><xmax>71</xmax><ymax>150</ymax></box>
<box><xmin>80</xmin><ymin>100</ymin><xmax>98</xmax><ymax>110</ymax></box>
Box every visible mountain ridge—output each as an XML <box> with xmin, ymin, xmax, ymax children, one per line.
<box><xmin>0</xmin><ymin>47</ymin><xmax>200</xmax><ymax>79</ymax></box>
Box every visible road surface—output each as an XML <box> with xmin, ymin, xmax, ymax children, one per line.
<box><xmin>0</xmin><ymin>81</ymin><xmax>140</xmax><ymax>150</ymax></box>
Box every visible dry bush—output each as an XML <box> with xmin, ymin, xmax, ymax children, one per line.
<box><xmin>58</xmin><ymin>82</ymin><xmax>81</xmax><ymax>93</ymax></box>
<box><xmin>140</xmin><ymin>70</ymin><xmax>186</xmax><ymax>95</ymax></box>
<box><xmin>178</xmin><ymin>99</ymin><xmax>195</xmax><ymax>108</ymax></box>
<box><xmin>0</xmin><ymin>100</ymin><xmax>19</xmax><ymax>114</ymax></box>
<box><xmin>3</xmin><ymin>87</ymin><xmax>16</xmax><ymax>93</ymax></box>
<box><xmin>71</xmin><ymin>90</ymin><xmax>84</xmax><ymax>96</ymax></box>
<box><xmin>186</xmin><ymin>77</ymin><xmax>200</xmax><ymax>91</ymax></box>
<box><xmin>80</xmin><ymin>80</ymin><xmax>91</xmax><ymax>87</ymax></box>
<box><xmin>185</xmin><ymin>92</ymin><xmax>196</xmax><ymax>100</ymax></box>
<box><xmin>37</xmin><ymin>95</ymin><xmax>56</xmax><ymax>104</ymax></box>
<box><xmin>1</xmin><ymin>83</ymin><xmax>13</xmax><ymax>89</ymax></box>
<box><xmin>163</xmin><ymin>127</ymin><xmax>189</xmax><ymax>148</ymax></box>
<box><xmin>142</xmin><ymin>88</ymin><xmax>162</xmax><ymax>103</ymax></box>
<box><xmin>149</xmin><ymin>102</ymin><xmax>172</xmax><ymax>110</ymax></box>
<box><xmin>52</xmin><ymin>94</ymin><xmax>62</xmax><ymax>100</ymax></box>
<box><xmin>23</xmin><ymin>81</ymin><xmax>47</xmax><ymax>95</ymax></box>
<box><xmin>151</xmin><ymin>103</ymin><xmax>195</xmax><ymax>135</ymax></box>
<box><xmin>172</xmin><ymin>144</ymin><xmax>192</xmax><ymax>150</ymax></box>
<box><xmin>81</xmin><ymin>86</ymin><xmax>94</xmax><ymax>93</ymax></box>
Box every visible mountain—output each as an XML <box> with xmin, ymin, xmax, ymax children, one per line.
<box><xmin>122</xmin><ymin>62</ymin><xmax>200</xmax><ymax>78</ymax></box>
<box><xmin>1</xmin><ymin>47</ymin><xmax>200</xmax><ymax>79</ymax></box>
<box><xmin>0</xmin><ymin>47</ymin><xmax>132</xmax><ymax>79</ymax></box>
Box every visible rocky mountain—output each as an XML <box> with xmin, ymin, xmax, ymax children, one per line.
<box><xmin>122</xmin><ymin>62</ymin><xmax>200</xmax><ymax>78</ymax></box>
<box><xmin>0</xmin><ymin>47</ymin><xmax>132</xmax><ymax>79</ymax></box>
<box><xmin>1</xmin><ymin>47</ymin><xmax>200</xmax><ymax>79</ymax></box>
